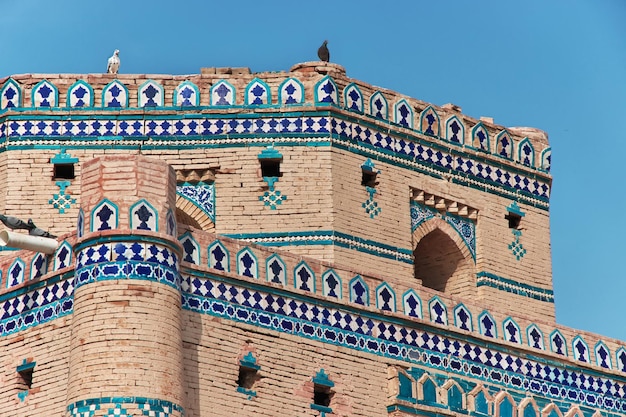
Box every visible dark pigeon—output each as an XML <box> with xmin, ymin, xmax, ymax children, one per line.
<box><xmin>318</xmin><ymin>40</ymin><xmax>330</xmax><ymax>62</ymax></box>
<box><xmin>0</xmin><ymin>214</ymin><xmax>31</xmax><ymax>230</ymax></box>
<box><xmin>27</xmin><ymin>219</ymin><xmax>57</xmax><ymax>239</ymax></box>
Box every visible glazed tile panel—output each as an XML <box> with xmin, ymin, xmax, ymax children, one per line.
<box><xmin>181</xmin><ymin>272</ymin><xmax>626</xmax><ymax>413</ymax></box>
<box><xmin>0</xmin><ymin>114</ymin><xmax>550</xmax><ymax>207</ymax></box>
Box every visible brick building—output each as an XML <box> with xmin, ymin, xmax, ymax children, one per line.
<box><xmin>0</xmin><ymin>61</ymin><xmax>622</xmax><ymax>417</ymax></box>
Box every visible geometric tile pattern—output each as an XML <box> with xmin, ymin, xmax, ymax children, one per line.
<box><xmin>445</xmin><ymin>116</ymin><xmax>464</xmax><ymax>144</ymax></box>
<box><xmin>344</xmin><ymin>83</ymin><xmax>363</xmax><ymax>112</ymax></box>
<box><xmin>279</xmin><ymin>78</ymin><xmax>304</xmax><ymax>105</ymax></box>
<box><xmin>181</xmin><ymin>271</ymin><xmax>626</xmax><ymax>414</ymax></box>
<box><xmin>174</xmin><ymin>81</ymin><xmax>199</xmax><ymax>107</ymax></box>
<box><xmin>208</xmin><ymin>241</ymin><xmax>230</xmax><ymax>272</ymax></box>
<box><xmin>68</xmin><ymin>80</ymin><xmax>93</xmax><ymax>107</ymax></box>
<box><xmin>49</xmin><ymin>180</ymin><xmax>76</xmax><ymax>214</ymax></box>
<box><xmin>411</xmin><ymin>202</ymin><xmax>476</xmax><ymax>260</ymax></box>
<box><xmin>176</xmin><ymin>182</ymin><xmax>215</xmax><ymax>222</ymax></box>
<box><xmin>508</xmin><ymin>229</ymin><xmax>526</xmax><ymax>261</ymax></box>
<box><xmin>1</xmin><ymin>79</ymin><xmax>21</xmax><ymax>109</ymax></box>
<box><xmin>476</xmin><ymin>271</ymin><xmax>554</xmax><ymax>303</ymax></box>
<box><xmin>0</xmin><ymin>275</ymin><xmax>73</xmax><ymax>337</ymax></box>
<box><xmin>139</xmin><ymin>80</ymin><xmax>164</xmax><ymax>108</ymax></box>
<box><xmin>179</xmin><ymin>233</ymin><xmax>200</xmax><ymax>265</ymax></box>
<box><xmin>497</xmin><ymin>131</ymin><xmax>514</xmax><ymax>159</ymax></box>
<box><xmin>54</xmin><ymin>241</ymin><xmax>73</xmax><ymax>271</ymax></box>
<box><xmin>394</xmin><ymin>100</ymin><xmax>413</xmax><ymax>128</ymax></box>
<box><xmin>67</xmin><ymin>398</ymin><xmax>184</xmax><ymax>417</ymax></box>
<box><xmin>130</xmin><ymin>199</ymin><xmax>158</xmax><ymax>232</ymax></box>
<box><xmin>223</xmin><ymin>230</ymin><xmax>412</xmax><ymax>265</ymax></box>
<box><xmin>32</xmin><ymin>80</ymin><xmax>57</xmax><ymax>107</ymax></box>
<box><xmin>369</xmin><ymin>91</ymin><xmax>388</xmax><ymax>120</ymax></box>
<box><xmin>0</xmin><ymin>113</ymin><xmax>551</xmax><ymax>207</ymax></box>
<box><xmin>245</xmin><ymin>78</ymin><xmax>270</xmax><ymax>106</ymax></box>
<box><xmin>7</xmin><ymin>259</ymin><xmax>25</xmax><ymax>287</ymax></box>
<box><xmin>259</xmin><ymin>176</ymin><xmax>286</xmax><ymax>210</ymax></box>
<box><xmin>91</xmin><ymin>199</ymin><xmax>118</xmax><ymax>232</ymax></box>
<box><xmin>362</xmin><ymin>186</ymin><xmax>380</xmax><ymax>218</ymax></box>
<box><xmin>102</xmin><ymin>80</ymin><xmax>128</xmax><ymax>108</ymax></box>
<box><xmin>211</xmin><ymin>80</ymin><xmax>235</xmax><ymax>106</ymax></box>
<box><xmin>74</xmin><ymin>238</ymin><xmax>180</xmax><ymax>290</ymax></box>
<box><xmin>315</xmin><ymin>76</ymin><xmax>338</xmax><ymax>105</ymax></box>
<box><xmin>420</xmin><ymin>106</ymin><xmax>440</xmax><ymax>137</ymax></box>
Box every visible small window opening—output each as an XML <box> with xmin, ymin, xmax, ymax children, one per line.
<box><xmin>361</xmin><ymin>170</ymin><xmax>377</xmax><ymax>187</ymax></box>
<box><xmin>53</xmin><ymin>164</ymin><xmax>75</xmax><ymax>180</ymax></box>
<box><xmin>237</xmin><ymin>366</ymin><xmax>258</xmax><ymax>390</ymax></box>
<box><xmin>16</xmin><ymin>362</ymin><xmax>35</xmax><ymax>390</ymax></box>
<box><xmin>260</xmin><ymin>159</ymin><xmax>281</xmax><ymax>178</ymax></box>
<box><xmin>314</xmin><ymin>384</ymin><xmax>334</xmax><ymax>408</ymax></box>
<box><xmin>505</xmin><ymin>212</ymin><xmax>521</xmax><ymax>229</ymax></box>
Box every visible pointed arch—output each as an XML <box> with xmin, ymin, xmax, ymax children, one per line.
<box><xmin>208</xmin><ymin>240</ymin><xmax>230</xmax><ymax>272</ymax></box>
<box><xmin>519</xmin><ymin>398</ymin><xmax>539</xmax><ymax>417</ymax></box>
<box><xmin>375</xmin><ymin>282</ymin><xmax>396</xmax><ymax>312</ymax></box>
<box><xmin>278</xmin><ymin>77</ymin><xmax>304</xmax><ymax>105</ymax></box>
<box><xmin>468</xmin><ymin>385</ymin><xmax>492</xmax><ymax>415</ymax></box>
<box><xmin>496</xmin><ymin>130</ymin><xmax>514</xmax><ymax>159</ymax></box>
<box><xmin>266</xmin><ymin>254</ymin><xmax>287</xmax><ymax>285</ymax></box>
<box><xmin>419</xmin><ymin>106</ymin><xmax>441</xmax><ymax>137</ymax></box>
<box><xmin>594</xmin><ymin>341</ymin><xmax>612</xmax><ymax>369</ymax></box>
<box><xmin>236</xmin><ymin>247</ymin><xmax>258</xmax><ymax>278</ymax></box>
<box><xmin>138</xmin><ymin>80</ymin><xmax>164</xmax><ymax>107</ymax></box>
<box><xmin>416</xmin><ymin>374</ymin><xmax>438</xmax><ymax>405</ymax></box>
<box><xmin>549</xmin><ymin>329</ymin><xmax>567</xmax><ymax>356</ymax></box>
<box><xmin>453</xmin><ymin>303</ymin><xmax>473</xmax><ymax>331</ymax></box>
<box><xmin>30</xmin><ymin>253</ymin><xmax>48</xmax><ymax>280</ymax></box>
<box><xmin>503</xmin><ymin>317</ymin><xmax>522</xmax><ymax>344</ymax></box>
<box><xmin>616</xmin><ymin>346</ymin><xmax>626</xmax><ymax>372</ymax></box>
<box><xmin>176</xmin><ymin>181</ymin><xmax>215</xmax><ymax>231</ymax></box>
<box><xmin>130</xmin><ymin>199</ymin><xmax>158</xmax><ymax>232</ymax></box>
<box><xmin>245</xmin><ymin>78</ymin><xmax>271</xmax><ymax>105</ymax></box>
<box><xmin>412</xmin><ymin>217</ymin><xmax>475</xmax><ymax>297</ymax></box>
<box><xmin>471</xmin><ymin>122</ymin><xmax>490</xmax><ymax>152</ymax></box>
<box><xmin>1</xmin><ymin>78</ymin><xmax>22</xmax><ymax>109</ymax></box>
<box><xmin>178</xmin><ymin>232</ymin><xmax>200</xmax><ymax>265</ymax></box>
<box><xmin>294</xmin><ymin>261</ymin><xmax>315</xmax><ymax>292</ymax></box>
<box><xmin>441</xmin><ymin>379</ymin><xmax>465</xmax><ymax>411</ymax></box>
<box><xmin>572</xmin><ymin>335</ymin><xmax>590</xmax><ymax>362</ymax></box>
<box><xmin>402</xmin><ymin>289</ymin><xmax>422</xmax><ymax>318</ymax></box>
<box><xmin>445</xmin><ymin>115</ymin><xmax>465</xmax><ymax>144</ymax></box>
<box><xmin>102</xmin><ymin>80</ymin><xmax>129</xmax><ymax>108</ymax></box>
<box><xmin>315</xmin><ymin>76</ymin><xmax>338</xmax><ymax>105</ymax></box>
<box><xmin>54</xmin><ymin>241</ymin><xmax>73</xmax><ymax>271</ymax></box>
<box><xmin>91</xmin><ymin>198</ymin><xmax>118</xmax><ymax>231</ymax></box>
<box><xmin>322</xmin><ymin>269</ymin><xmax>342</xmax><ymax>298</ymax></box>
<box><xmin>349</xmin><ymin>275</ymin><xmax>369</xmax><ymax>305</ymax></box>
<box><xmin>478</xmin><ymin>311</ymin><xmax>497</xmax><ymax>338</ymax></box>
<box><xmin>563</xmin><ymin>406</ymin><xmax>584</xmax><ymax>417</ymax></box>
<box><xmin>518</xmin><ymin>138</ymin><xmax>535</xmax><ymax>167</ymax></box>
<box><xmin>428</xmin><ymin>296</ymin><xmax>448</xmax><ymax>325</ymax></box>
<box><xmin>7</xmin><ymin>258</ymin><xmax>25</xmax><ymax>287</ymax></box>
<box><xmin>394</xmin><ymin>99</ymin><xmax>413</xmax><ymax>128</ymax></box>
<box><xmin>32</xmin><ymin>79</ymin><xmax>58</xmax><ymax>107</ymax></box>
<box><xmin>68</xmin><ymin>80</ymin><xmax>94</xmax><ymax>107</ymax></box>
<box><xmin>494</xmin><ymin>391</ymin><xmax>516</xmax><ymax>417</ymax></box>
<box><xmin>541</xmin><ymin>403</ymin><xmax>563</xmax><ymax>417</ymax></box>
<box><xmin>369</xmin><ymin>91</ymin><xmax>388</xmax><ymax>120</ymax></box>
<box><xmin>540</xmin><ymin>147</ymin><xmax>552</xmax><ymax>172</ymax></box>
<box><xmin>526</xmin><ymin>324</ymin><xmax>544</xmax><ymax>350</ymax></box>
<box><xmin>173</xmin><ymin>81</ymin><xmax>200</xmax><ymax>106</ymax></box>
<box><xmin>343</xmin><ymin>83</ymin><xmax>363</xmax><ymax>112</ymax></box>
<box><xmin>211</xmin><ymin>80</ymin><xmax>236</xmax><ymax>106</ymax></box>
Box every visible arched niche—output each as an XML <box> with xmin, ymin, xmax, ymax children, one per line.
<box><xmin>412</xmin><ymin>217</ymin><xmax>475</xmax><ymax>297</ymax></box>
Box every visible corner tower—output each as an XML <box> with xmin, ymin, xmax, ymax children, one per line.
<box><xmin>66</xmin><ymin>155</ymin><xmax>184</xmax><ymax>416</ymax></box>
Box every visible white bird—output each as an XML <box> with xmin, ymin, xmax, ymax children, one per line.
<box><xmin>107</xmin><ymin>49</ymin><xmax>120</xmax><ymax>74</ymax></box>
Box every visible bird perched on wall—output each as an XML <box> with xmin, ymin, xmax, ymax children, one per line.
<box><xmin>317</xmin><ymin>40</ymin><xmax>330</xmax><ymax>62</ymax></box>
<box><xmin>107</xmin><ymin>49</ymin><xmax>120</xmax><ymax>74</ymax></box>
<box><xmin>27</xmin><ymin>219</ymin><xmax>57</xmax><ymax>239</ymax></box>
<box><xmin>0</xmin><ymin>214</ymin><xmax>31</xmax><ymax>230</ymax></box>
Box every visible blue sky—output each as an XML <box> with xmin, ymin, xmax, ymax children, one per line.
<box><xmin>2</xmin><ymin>1</ymin><xmax>625</xmax><ymax>340</ymax></box>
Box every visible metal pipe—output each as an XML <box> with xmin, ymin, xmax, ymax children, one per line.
<box><xmin>0</xmin><ymin>230</ymin><xmax>58</xmax><ymax>254</ymax></box>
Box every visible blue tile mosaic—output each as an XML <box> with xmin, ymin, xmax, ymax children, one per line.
<box><xmin>7</xmin><ymin>258</ymin><xmax>25</xmax><ymax>287</ymax></box>
<box><xmin>174</xmin><ymin>81</ymin><xmax>199</xmax><ymax>107</ymax></box>
<box><xmin>32</xmin><ymin>80</ymin><xmax>57</xmax><ymax>107</ymax></box>
<box><xmin>497</xmin><ymin>131</ymin><xmax>514</xmax><ymax>159</ymax></box>
<box><xmin>180</xmin><ymin>271</ymin><xmax>626</xmax><ymax>414</ymax></box>
<box><xmin>1</xmin><ymin>79</ymin><xmax>21</xmax><ymax>109</ymax></box>
<box><xmin>508</xmin><ymin>229</ymin><xmax>526</xmax><ymax>260</ymax></box>
<box><xmin>315</xmin><ymin>76</ymin><xmax>338</xmax><ymax>105</ymax></box>
<box><xmin>245</xmin><ymin>78</ymin><xmax>270</xmax><ymax>105</ymax></box>
<box><xmin>211</xmin><ymin>80</ymin><xmax>235</xmax><ymax>106</ymax></box>
<box><xmin>91</xmin><ymin>199</ymin><xmax>118</xmax><ymax>231</ymax></box>
<box><xmin>102</xmin><ymin>80</ymin><xmax>128</xmax><ymax>108</ymax></box>
<box><xmin>130</xmin><ymin>199</ymin><xmax>158</xmax><ymax>231</ymax></box>
<box><xmin>54</xmin><ymin>242</ymin><xmax>72</xmax><ymax>270</ymax></box>
<box><xmin>138</xmin><ymin>80</ymin><xmax>164</xmax><ymax>107</ymax></box>
<box><xmin>0</xmin><ymin>275</ymin><xmax>73</xmax><ymax>337</ymax></box>
<box><xmin>369</xmin><ymin>91</ymin><xmax>388</xmax><ymax>120</ymax></box>
<box><xmin>208</xmin><ymin>241</ymin><xmax>230</xmax><ymax>272</ymax></box>
<box><xmin>475</xmin><ymin>271</ymin><xmax>554</xmax><ymax>303</ymax></box>
<box><xmin>74</xmin><ymin>238</ymin><xmax>179</xmax><ymax>290</ymax></box>
<box><xmin>49</xmin><ymin>180</ymin><xmax>76</xmax><ymax>214</ymax></box>
<box><xmin>344</xmin><ymin>83</ymin><xmax>363</xmax><ymax>112</ymax></box>
<box><xmin>30</xmin><ymin>253</ymin><xmax>47</xmax><ymax>280</ymax></box>
<box><xmin>237</xmin><ymin>248</ymin><xmax>258</xmax><ymax>279</ymax></box>
<box><xmin>402</xmin><ymin>290</ymin><xmax>422</xmax><ymax>319</ymax></box>
<box><xmin>179</xmin><ymin>233</ymin><xmax>200</xmax><ymax>264</ymax></box>
<box><xmin>394</xmin><ymin>100</ymin><xmax>413</xmax><ymax>128</ymax></box>
<box><xmin>266</xmin><ymin>254</ymin><xmax>286</xmax><ymax>285</ymax></box>
<box><xmin>2</xmin><ymin>110</ymin><xmax>551</xmax><ymax>207</ymax></box>
<box><xmin>472</xmin><ymin>123</ymin><xmax>490</xmax><ymax>151</ymax></box>
<box><xmin>68</xmin><ymin>80</ymin><xmax>94</xmax><ymax>107</ymax></box>
<box><xmin>519</xmin><ymin>138</ymin><xmax>535</xmax><ymax>167</ymax></box>
<box><xmin>453</xmin><ymin>304</ymin><xmax>472</xmax><ymax>331</ymax></box>
<box><xmin>176</xmin><ymin>181</ymin><xmax>215</xmax><ymax>222</ymax></box>
<box><xmin>420</xmin><ymin>106</ymin><xmax>440</xmax><ymax>137</ymax></box>
<box><xmin>67</xmin><ymin>397</ymin><xmax>184</xmax><ymax>417</ymax></box>
<box><xmin>279</xmin><ymin>78</ymin><xmax>304</xmax><ymax>105</ymax></box>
